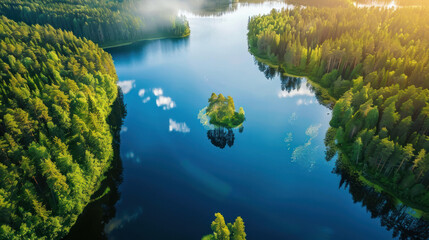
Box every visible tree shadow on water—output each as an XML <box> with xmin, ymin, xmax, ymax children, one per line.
<box><xmin>63</xmin><ymin>88</ymin><xmax>127</xmax><ymax>240</ymax></box>
<box><xmin>334</xmin><ymin>159</ymin><xmax>429</xmax><ymax>240</ymax></box>
<box><xmin>207</xmin><ymin>128</ymin><xmax>233</xmax><ymax>149</ymax></box>
<box><xmin>253</xmin><ymin>57</ymin><xmax>335</xmax><ymax>109</ymax></box>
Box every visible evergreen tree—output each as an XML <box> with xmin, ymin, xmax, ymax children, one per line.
<box><xmin>211</xmin><ymin>213</ymin><xmax>231</xmax><ymax>240</ymax></box>
<box><xmin>231</xmin><ymin>217</ymin><xmax>246</xmax><ymax>240</ymax></box>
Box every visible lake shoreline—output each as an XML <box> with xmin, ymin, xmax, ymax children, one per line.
<box><xmin>249</xmin><ymin>47</ymin><xmax>429</xmax><ymax>219</ymax></box>
<box><xmin>101</xmin><ymin>33</ymin><xmax>191</xmax><ymax>49</ymax></box>
<box><xmin>338</xmin><ymin>151</ymin><xmax>429</xmax><ymax>218</ymax></box>
<box><xmin>249</xmin><ymin>47</ymin><xmax>336</xmax><ymax>107</ymax></box>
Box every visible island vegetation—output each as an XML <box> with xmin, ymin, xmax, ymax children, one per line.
<box><xmin>0</xmin><ymin>0</ymin><xmax>190</xmax><ymax>48</ymax></box>
<box><xmin>0</xmin><ymin>16</ymin><xmax>120</xmax><ymax>239</ymax></box>
<box><xmin>198</xmin><ymin>94</ymin><xmax>245</xmax><ymax>148</ymax></box>
<box><xmin>202</xmin><ymin>213</ymin><xmax>246</xmax><ymax>240</ymax></box>
<box><xmin>206</xmin><ymin>93</ymin><xmax>245</xmax><ymax>129</ymax></box>
<box><xmin>248</xmin><ymin>6</ymin><xmax>429</xmax><ymax>212</ymax></box>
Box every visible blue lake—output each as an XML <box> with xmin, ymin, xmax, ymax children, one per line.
<box><xmin>66</xmin><ymin>2</ymin><xmax>428</xmax><ymax>240</ymax></box>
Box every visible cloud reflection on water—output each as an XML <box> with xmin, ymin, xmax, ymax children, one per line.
<box><xmin>142</xmin><ymin>96</ymin><xmax>151</xmax><ymax>103</ymax></box>
<box><xmin>152</xmin><ymin>88</ymin><xmax>163</xmax><ymax>96</ymax></box>
<box><xmin>105</xmin><ymin>207</ymin><xmax>143</xmax><ymax>234</ymax></box>
<box><xmin>149</xmin><ymin>88</ymin><xmax>176</xmax><ymax>110</ymax></box>
<box><xmin>169</xmin><ymin>119</ymin><xmax>190</xmax><ymax>133</ymax></box>
<box><xmin>117</xmin><ymin>80</ymin><xmax>135</xmax><ymax>94</ymax></box>
<box><xmin>291</xmin><ymin>124</ymin><xmax>322</xmax><ymax>171</ymax></box>
<box><xmin>296</xmin><ymin>98</ymin><xmax>314</xmax><ymax>106</ymax></box>
<box><xmin>120</xmin><ymin>126</ymin><xmax>128</xmax><ymax>133</ymax></box>
<box><xmin>277</xmin><ymin>87</ymin><xmax>314</xmax><ymax>98</ymax></box>
<box><xmin>156</xmin><ymin>96</ymin><xmax>176</xmax><ymax>110</ymax></box>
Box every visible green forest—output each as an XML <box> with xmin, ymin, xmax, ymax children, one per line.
<box><xmin>0</xmin><ymin>16</ymin><xmax>119</xmax><ymax>239</ymax></box>
<box><xmin>2</xmin><ymin>0</ymin><xmax>429</xmax><ymax>239</ymax></box>
<box><xmin>206</xmin><ymin>93</ymin><xmax>245</xmax><ymax>129</ymax></box>
<box><xmin>248</xmin><ymin>6</ymin><xmax>429</xmax><ymax>211</ymax></box>
<box><xmin>0</xmin><ymin>0</ymin><xmax>190</xmax><ymax>47</ymax></box>
<box><xmin>202</xmin><ymin>213</ymin><xmax>246</xmax><ymax>240</ymax></box>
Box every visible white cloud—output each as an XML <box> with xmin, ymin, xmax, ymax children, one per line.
<box><xmin>289</xmin><ymin>112</ymin><xmax>297</xmax><ymax>123</ymax></box>
<box><xmin>142</xmin><ymin>96</ymin><xmax>151</xmax><ymax>103</ymax></box>
<box><xmin>138</xmin><ymin>89</ymin><xmax>145</xmax><ymax>97</ymax></box>
<box><xmin>278</xmin><ymin>87</ymin><xmax>314</xmax><ymax>98</ymax></box>
<box><xmin>306</xmin><ymin>124</ymin><xmax>322</xmax><ymax>138</ymax></box>
<box><xmin>125</xmin><ymin>151</ymin><xmax>135</xmax><ymax>159</ymax></box>
<box><xmin>105</xmin><ymin>207</ymin><xmax>143</xmax><ymax>234</ymax></box>
<box><xmin>151</xmin><ymin>87</ymin><xmax>176</xmax><ymax>110</ymax></box>
<box><xmin>153</xmin><ymin>88</ymin><xmax>163</xmax><ymax>96</ymax></box>
<box><xmin>169</xmin><ymin>119</ymin><xmax>190</xmax><ymax>133</ymax></box>
<box><xmin>284</xmin><ymin>132</ymin><xmax>293</xmax><ymax>143</ymax></box>
<box><xmin>297</xmin><ymin>98</ymin><xmax>314</xmax><ymax>106</ymax></box>
<box><xmin>117</xmin><ymin>80</ymin><xmax>135</xmax><ymax>94</ymax></box>
<box><xmin>291</xmin><ymin>123</ymin><xmax>322</xmax><ymax>171</ymax></box>
<box><xmin>120</xmin><ymin>126</ymin><xmax>128</xmax><ymax>133</ymax></box>
<box><xmin>156</xmin><ymin>96</ymin><xmax>176</xmax><ymax>110</ymax></box>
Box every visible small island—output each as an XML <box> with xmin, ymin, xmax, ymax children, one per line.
<box><xmin>206</xmin><ymin>93</ymin><xmax>245</xmax><ymax>128</ymax></box>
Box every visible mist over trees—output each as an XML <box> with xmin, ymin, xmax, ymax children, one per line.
<box><xmin>0</xmin><ymin>0</ymin><xmax>190</xmax><ymax>46</ymax></box>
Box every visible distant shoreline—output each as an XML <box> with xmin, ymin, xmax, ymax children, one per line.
<box><xmin>101</xmin><ymin>33</ymin><xmax>191</xmax><ymax>50</ymax></box>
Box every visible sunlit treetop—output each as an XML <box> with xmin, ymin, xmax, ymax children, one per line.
<box><xmin>206</xmin><ymin>93</ymin><xmax>245</xmax><ymax>129</ymax></box>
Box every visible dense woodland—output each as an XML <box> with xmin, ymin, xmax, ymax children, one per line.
<box><xmin>65</xmin><ymin>90</ymin><xmax>125</xmax><ymax>240</ymax></box>
<box><xmin>0</xmin><ymin>0</ymin><xmax>190</xmax><ymax>47</ymax></box>
<box><xmin>0</xmin><ymin>16</ymin><xmax>119</xmax><ymax>239</ymax></box>
<box><xmin>248</xmin><ymin>7</ymin><xmax>429</xmax><ymax>210</ymax></box>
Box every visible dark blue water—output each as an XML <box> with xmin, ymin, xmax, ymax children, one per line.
<box><xmin>101</xmin><ymin>2</ymin><xmax>407</xmax><ymax>239</ymax></box>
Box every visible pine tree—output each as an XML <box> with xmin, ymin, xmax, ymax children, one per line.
<box><xmin>211</xmin><ymin>213</ymin><xmax>230</xmax><ymax>240</ymax></box>
<box><xmin>231</xmin><ymin>217</ymin><xmax>246</xmax><ymax>240</ymax></box>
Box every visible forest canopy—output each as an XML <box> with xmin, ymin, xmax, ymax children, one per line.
<box><xmin>202</xmin><ymin>213</ymin><xmax>246</xmax><ymax>240</ymax></box>
<box><xmin>0</xmin><ymin>0</ymin><xmax>190</xmax><ymax>47</ymax></box>
<box><xmin>248</xmin><ymin>6</ymin><xmax>429</xmax><ymax>210</ymax></box>
<box><xmin>0</xmin><ymin>16</ymin><xmax>119</xmax><ymax>239</ymax></box>
<box><xmin>206</xmin><ymin>93</ymin><xmax>245</xmax><ymax>129</ymax></box>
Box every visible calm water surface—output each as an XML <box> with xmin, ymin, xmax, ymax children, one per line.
<box><xmin>94</xmin><ymin>2</ymin><xmax>410</xmax><ymax>239</ymax></box>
